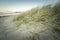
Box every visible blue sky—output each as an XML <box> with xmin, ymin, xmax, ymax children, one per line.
<box><xmin>0</xmin><ymin>0</ymin><xmax>58</xmax><ymax>12</ymax></box>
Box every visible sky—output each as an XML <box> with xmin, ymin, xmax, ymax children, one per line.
<box><xmin>0</xmin><ymin>0</ymin><xmax>58</xmax><ymax>12</ymax></box>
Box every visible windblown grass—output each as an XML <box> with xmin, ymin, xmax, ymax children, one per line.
<box><xmin>12</xmin><ymin>2</ymin><xmax>60</xmax><ymax>40</ymax></box>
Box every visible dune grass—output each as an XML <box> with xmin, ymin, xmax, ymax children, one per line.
<box><xmin>12</xmin><ymin>2</ymin><xmax>60</xmax><ymax>40</ymax></box>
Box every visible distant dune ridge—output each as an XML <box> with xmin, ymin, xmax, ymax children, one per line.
<box><xmin>13</xmin><ymin>2</ymin><xmax>60</xmax><ymax>40</ymax></box>
<box><xmin>0</xmin><ymin>10</ymin><xmax>12</xmax><ymax>13</ymax></box>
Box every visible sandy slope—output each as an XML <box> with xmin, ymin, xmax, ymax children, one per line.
<box><xmin>0</xmin><ymin>16</ymin><xmax>55</xmax><ymax>40</ymax></box>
